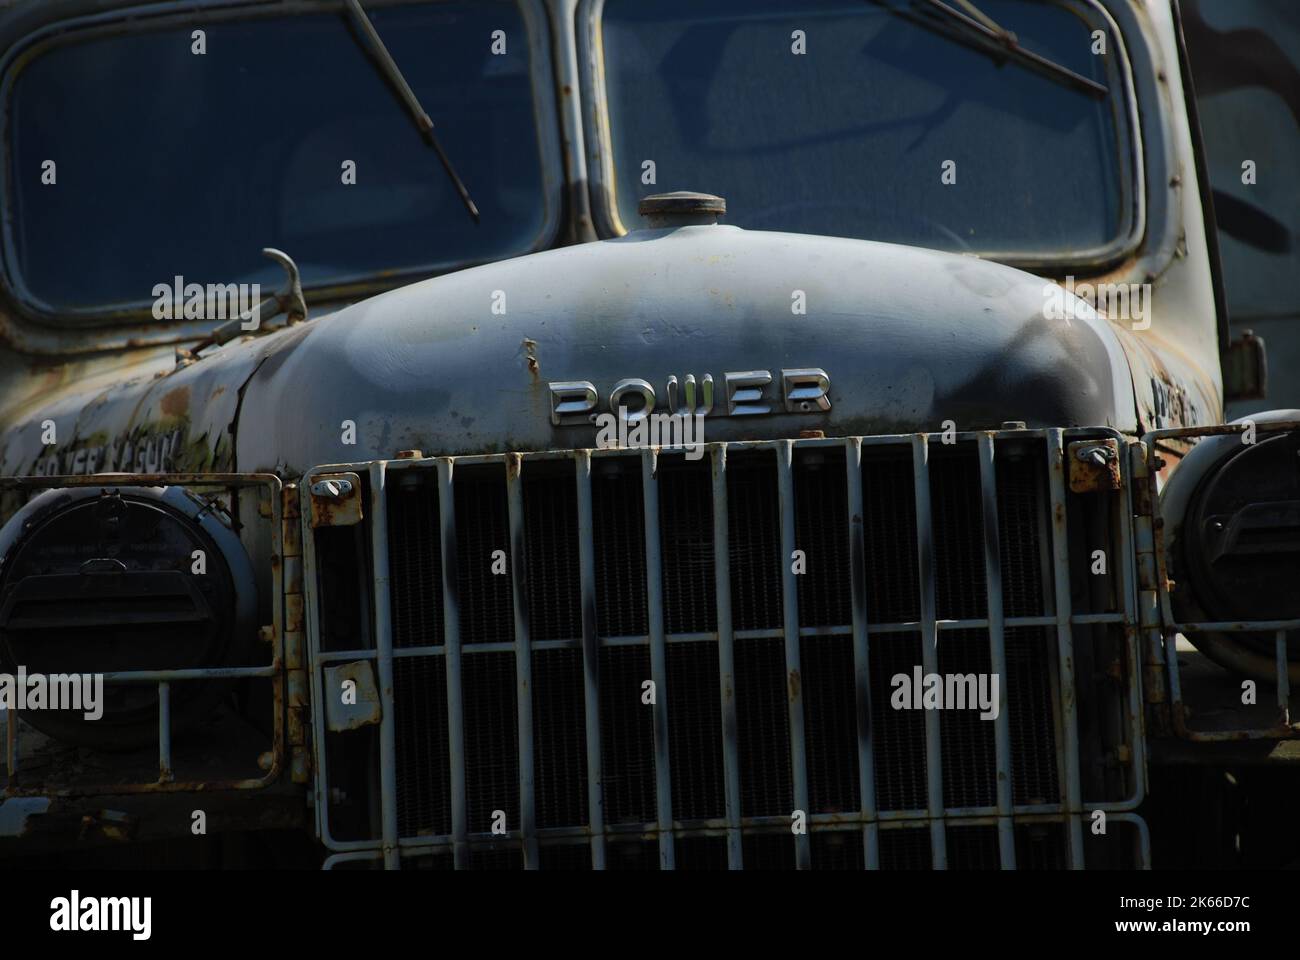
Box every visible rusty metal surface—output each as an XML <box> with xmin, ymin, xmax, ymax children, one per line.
<box><xmin>1068</xmin><ymin>437</ymin><xmax>1123</xmax><ymax>492</ymax></box>
<box><xmin>0</xmin><ymin>326</ymin><xmax>316</xmax><ymax>498</ymax></box>
<box><xmin>322</xmin><ymin>662</ymin><xmax>382</xmax><ymax>732</ymax></box>
<box><xmin>308</xmin><ymin>472</ymin><xmax>363</xmax><ymax>527</ymax></box>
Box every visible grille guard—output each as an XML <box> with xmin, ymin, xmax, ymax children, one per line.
<box><xmin>1141</xmin><ymin>420</ymin><xmax>1300</xmax><ymax>742</ymax></box>
<box><xmin>0</xmin><ymin>473</ymin><xmax>286</xmax><ymax>799</ymax></box>
<box><xmin>304</xmin><ymin>428</ymin><xmax>1152</xmax><ymax>870</ymax></box>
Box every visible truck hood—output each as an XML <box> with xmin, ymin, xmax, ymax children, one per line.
<box><xmin>238</xmin><ymin>223</ymin><xmax>1137</xmax><ymax>472</ymax></box>
<box><xmin>3</xmin><ymin>224</ymin><xmax>1139</xmax><ymax>479</ymax></box>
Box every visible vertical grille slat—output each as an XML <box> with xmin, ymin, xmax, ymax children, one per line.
<box><xmin>641</xmin><ymin>449</ymin><xmax>675</xmax><ymax>869</ymax></box>
<box><xmin>437</xmin><ymin>458</ymin><xmax>469</xmax><ymax>868</ymax></box>
<box><xmin>735</xmin><ymin>637</ymin><xmax>793</xmax><ymax>818</ymax></box>
<box><xmin>506</xmin><ymin>455</ymin><xmax>537</xmax><ymax>868</ymax></box>
<box><xmin>328</xmin><ymin>431</ymin><xmax>1139</xmax><ymax>870</ymax></box>
<box><xmin>776</xmin><ymin>441</ymin><xmax>812</xmax><ymax>870</ymax></box>
<box><xmin>844</xmin><ymin>437</ymin><xmax>879</xmax><ymax>868</ymax></box>
<box><xmin>727</xmin><ymin>452</ymin><xmax>783</xmax><ymax>631</ymax></box>
<box><xmin>978</xmin><ymin>433</ymin><xmax>1017</xmax><ymax>868</ymax></box>
<box><xmin>711</xmin><ymin>445</ymin><xmax>744</xmax><ymax>868</ymax></box>
<box><xmin>911</xmin><ymin>434</ymin><xmax>948</xmax><ymax>869</ymax></box>
<box><xmin>593</xmin><ymin>460</ymin><xmax>647</xmax><ymax>638</ymax></box>
<box><xmin>388</xmin><ymin>476</ymin><xmax>444</xmax><ymax>649</ymax></box>
<box><xmin>574</xmin><ymin>451</ymin><xmax>606</xmax><ymax>868</ymax></box>
<box><xmin>598</xmin><ymin>645</ymin><xmax>656</xmax><ymax>826</ymax></box>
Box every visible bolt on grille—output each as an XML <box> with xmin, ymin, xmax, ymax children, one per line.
<box><xmin>306</xmin><ymin>430</ymin><xmax>1148</xmax><ymax>869</ymax></box>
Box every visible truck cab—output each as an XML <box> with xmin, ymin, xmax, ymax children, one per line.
<box><xmin>0</xmin><ymin>0</ymin><xmax>1295</xmax><ymax>869</ymax></box>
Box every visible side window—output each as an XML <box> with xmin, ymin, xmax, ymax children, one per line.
<box><xmin>1182</xmin><ymin>0</ymin><xmax>1300</xmax><ymax>414</ymax></box>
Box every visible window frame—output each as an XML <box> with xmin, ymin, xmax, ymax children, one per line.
<box><xmin>577</xmin><ymin>0</ymin><xmax>1147</xmax><ymax>274</ymax></box>
<box><xmin>0</xmin><ymin>0</ymin><xmax>565</xmax><ymax>327</ymax></box>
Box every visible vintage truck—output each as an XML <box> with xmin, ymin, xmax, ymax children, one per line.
<box><xmin>0</xmin><ymin>0</ymin><xmax>1296</xmax><ymax>869</ymax></box>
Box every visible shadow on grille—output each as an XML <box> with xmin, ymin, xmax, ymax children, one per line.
<box><xmin>742</xmin><ymin>833</ymin><xmax>795</xmax><ymax>869</ymax></box>
<box><xmin>676</xmin><ymin>836</ymin><xmax>729</xmax><ymax>869</ymax></box>
<box><xmin>947</xmin><ymin>823</ymin><xmax>1001</xmax><ymax>869</ymax></box>
<box><xmin>870</xmin><ymin>632</ymin><xmax>928</xmax><ymax>811</ymax></box>
<box><xmin>538</xmin><ymin>843</ymin><xmax>594</xmax><ymax>870</ymax></box>
<box><xmin>938</xmin><ymin>628</ymin><xmax>996</xmax><ymax>809</ymax></box>
<box><xmin>599</xmin><ymin>645</ymin><xmax>656</xmax><ymax>824</ymax></box>
<box><xmin>659</xmin><ymin>457</ymin><xmax>716</xmax><ymax>634</ymax></box>
<box><xmin>795</xmin><ymin>448</ymin><xmax>850</xmax><ymax>627</ymax></box>
<box><xmin>522</xmin><ymin>470</ymin><xmax>581</xmax><ymax>642</ymax></box>
<box><xmin>375</xmin><ymin>437</ymin><xmax>1075</xmax><ymax>866</ymax></box>
<box><xmin>388</xmin><ymin>479</ymin><xmax>444</xmax><ymax>648</ymax></box>
<box><xmin>593</xmin><ymin>461</ymin><xmax>647</xmax><ymax>637</ymax></box>
<box><xmin>802</xmin><ymin>635</ymin><xmax>859</xmax><ymax>814</ymax></box>
<box><xmin>728</xmin><ymin>452</ymin><xmax>783</xmax><ymax>631</ymax></box>
<box><xmin>880</xmin><ymin>827</ymin><xmax>932</xmax><ymax>869</ymax></box>
<box><xmin>1007</xmin><ymin>626</ymin><xmax>1060</xmax><ymax>805</ymax></box>
<box><xmin>456</xmin><ymin>471</ymin><xmax>513</xmax><ymax>645</ymax></box>
<box><xmin>812</xmin><ymin>830</ymin><xmax>865</xmax><ymax>869</ymax></box>
<box><xmin>532</xmin><ymin>648</ymin><xmax>588</xmax><ymax>829</ymax></box>
<box><xmin>668</xmin><ymin>642</ymin><xmax>725</xmax><ymax>820</ymax></box>
<box><xmin>735</xmin><ymin>637</ymin><xmax>792</xmax><ymax>817</ymax></box>
<box><xmin>393</xmin><ymin>656</ymin><xmax>450</xmax><ymax>837</ymax></box>
<box><xmin>463</xmin><ymin>651</ymin><xmax>518</xmax><ymax>834</ymax></box>
<box><xmin>1019</xmin><ymin>822</ymin><xmax>1067</xmax><ymax>869</ymax></box>
<box><xmin>862</xmin><ymin>451</ymin><xmax>919</xmax><ymax>622</ymax></box>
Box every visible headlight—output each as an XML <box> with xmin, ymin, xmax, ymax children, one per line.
<box><xmin>1162</xmin><ymin>411</ymin><xmax>1300</xmax><ymax>680</ymax></box>
<box><xmin>0</xmin><ymin>484</ymin><xmax>255</xmax><ymax>748</ymax></box>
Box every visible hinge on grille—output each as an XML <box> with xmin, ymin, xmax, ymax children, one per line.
<box><xmin>308</xmin><ymin>472</ymin><xmax>364</xmax><ymax>527</ymax></box>
<box><xmin>1068</xmin><ymin>439</ymin><xmax>1122</xmax><ymax>493</ymax></box>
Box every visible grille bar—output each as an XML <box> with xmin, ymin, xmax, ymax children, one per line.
<box><xmin>641</xmin><ymin>449</ymin><xmax>676</xmax><ymax>868</ymax></box>
<box><xmin>844</xmin><ymin>438</ymin><xmax>880</xmax><ymax>867</ymax></box>
<box><xmin>438</xmin><ymin>458</ymin><xmax>469</xmax><ymax>868</ymax></box>
<box><xmin>369</xmin><ymin>462</ymin><xmax>401</xmax><ymax>870</ymax></box>
<box><xmin>305</xmin><ymin>429</ymin><xmax>1148</xmax><ymax>868</ymax></box>
<box><xmin>1142</xmin><ymin>421</ymin><xmax>1300</xmax><ymax>741</ymax></box>
<box><xmin>911</xmin><ymin>434</ymin><xmax>947</xmax><ymax>868</ymax></box>
<box><xmin>506</xmin><ymin>455</ymin><xmax>539</xmax><ymax>868</ymax></box>
<box><xmin>711</xmin><ymin>446</ymin><xmax>744</xmax><ymax>867</ymax></box>
<box><xmin>977</xmin><ymin>434</ymin><xmax>1016</xmax><ymax>868</ymax></box>
<box><xmin>1046</xmin><ymin>430</ymin><xmax>1086</xmax><ymax>867</ymax></box>
<box><xmin>776</xmin><ymin>442</ymin><xmax>812</xmax><ymax>869</ymax></box>
<box><xmin>574</xmin><ymin>450</ymin><xmax>607</xmax><ymax>868</ymax></box>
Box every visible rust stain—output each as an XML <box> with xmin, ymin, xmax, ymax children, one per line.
<box><xmin>1067</xmin><ymin>438</ymin><xmax>1122</xmax><ymax>493</ymax></box>
<box><xmin>308</xmin><ymin>472</ymin><xmax>364</xmax><ymax>528</ymax></box>
<box><xmin>788</xmin><ymin>668</ymin><xmax>801</xmax><ymax>702</ymax></box>
<box><xmin>159</xmin><ymin>384</ymin><xmax>191</xmax><ymax>417</ymax></box>
<box><xmin>522</xmin><ymin>338</ymin><xmax>540</xmax><ymax>381</ymax></box>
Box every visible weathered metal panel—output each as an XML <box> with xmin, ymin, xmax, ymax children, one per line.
<box><xmin>323</xmin><ymin>662</ymin><xmax>382</xmax><ymax>732</ymax></box>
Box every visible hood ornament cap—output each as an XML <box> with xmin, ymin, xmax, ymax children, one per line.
<box><xmin>637</xmin><ymin>191</ymin><xmax>726</xmax><ymax>228</ymax></box>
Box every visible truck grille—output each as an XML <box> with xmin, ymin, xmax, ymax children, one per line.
<box><xmin>307</xmin><ymin>430</ymin><xmax>1147</xmax><ymax>869</ymax></box>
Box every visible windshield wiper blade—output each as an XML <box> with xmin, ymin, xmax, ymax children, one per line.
<box><xmin>343</xmin><ymin>0</ymin><xmax>480</xmax><ymax>222</ymax></box>
<box><xmin>886</xmin><ymin>0</ymin><xmax>1109</xmax><ymax>99</ymax></box>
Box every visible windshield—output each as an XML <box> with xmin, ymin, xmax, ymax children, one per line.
<box><xmin>7</xmin><ymin>0</ymin><xmax>553</xmax><ymax>316</ymax></box>
<box><xmin>596</xmin><ymin>0</ymin><xmax>1133</xmax><ymax>261</ymax></box>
